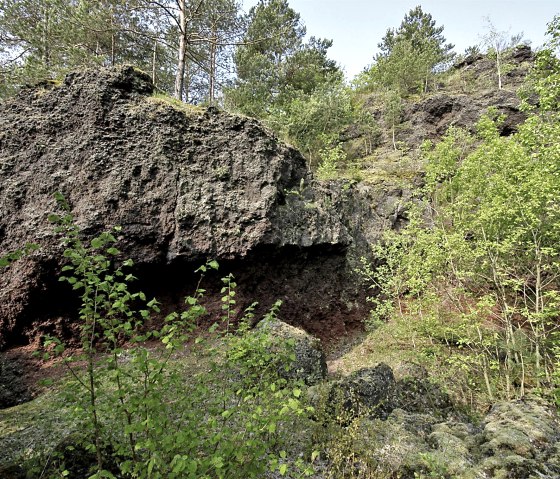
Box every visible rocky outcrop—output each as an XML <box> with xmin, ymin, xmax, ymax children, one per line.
<box><xmin>401</xmin><ymin>88</ymin><xmax>527</xmax><ymax>147</ymax></box>
<box><xmin>257</xmin><ymin>317</ymin><xmax>327</xmax><ymax>385</ymax></box>
<box><xmin>372</xmin><ymin>397</ymin><xmax>560</xmax><ymax>478</ymax></box>
<box><xmin>342</xmin><ymin>46</ymin><xmax>534</xmax><ymax>161</ymax></box>
<box><xmin>324</xmin><ymin>363</ymin><xmax>451</xmax><ymax>423</ymax></box>
<box><xmin>316</xmin><ymin>363</ymin><xmax>560</xmax><ymax>478</ymax></box>
<box><xmin>0</xmin><ymin>66</ymin><xmax>379</xmax><ymax>348</ymax></box>
<box><xmin>0</xmin><ymin>355</ymin><xmax>31</xmax><ymax>408</ymax></box>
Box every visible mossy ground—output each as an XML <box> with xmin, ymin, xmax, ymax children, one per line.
<box><xmin>0</xmin><ymin>310</ymin><xmax>541</xmax><ymax>477</ymax></box>
<box><xmin>0</xmin><ymin>390</ymin><xmax>75</xmax><ymax>469</ymax></box>
<box><xmin>147</xmin><ymin>92</ymin><xmax>205</xmax><ymax>115</ymax></box>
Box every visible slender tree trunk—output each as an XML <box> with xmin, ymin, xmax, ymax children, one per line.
<box><xmin>209</xmin><ymin>36</ymin><xmax>217</xmax><ymax>104</ymax></box>
<box><xmin>174</xmin><ymin>0</ymin><xmax>188</xmax><ymax>100</ymax></box>
<box><xmin>110</xmin><ymin>11</ymin><xmax>116</xmax><ymax>66</ymax></box>
<box><xmin>42</xmin><ymin>3</ymin><xmax>50</xmax><ymax>67</ymax></box>
<box><xmin>496</xmin><ymin>49</ymin><xmax>502</xmax><ymax>90</ymax></box>
<box><xmin>152</xmin><ymin>39</ymin><xmax>157</xmax><ymax>85</ymax></box>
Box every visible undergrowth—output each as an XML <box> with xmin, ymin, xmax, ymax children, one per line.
<box><xmin>18</xmin><ymin>193</ymin><xmax>318</xmax><ymax>479</ymax></box>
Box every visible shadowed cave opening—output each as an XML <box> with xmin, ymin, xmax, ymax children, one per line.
<box><xmin>7</xmin><ymin>243</ymin><xmax>366</xmax><ymax>351</ymax></box>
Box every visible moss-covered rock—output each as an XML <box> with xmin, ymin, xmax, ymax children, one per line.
<box><xmin>327</xmin><ymin>363</ymin><xmax>396</xmax><ymax>421</ymax></box>
<box><xmin>475</xmin><ymin>398</ymin><xmax>560</xmax><ymax>478</ymax></box>
<box><xmin>257</xmin><ymin>317</ymin><xmax>327</xmax><ymax>385</ymax></box>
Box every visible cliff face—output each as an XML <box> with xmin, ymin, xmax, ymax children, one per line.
<box><xmin>0</xmin><ymin>66</ymin><xmax>387</xmax><ymax>348</ymax></box>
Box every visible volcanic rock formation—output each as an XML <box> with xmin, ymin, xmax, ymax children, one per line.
<box><xmin>0</xmin><ymin>66</ymin><xmax>397</xmax><ymax>348</ymax></box>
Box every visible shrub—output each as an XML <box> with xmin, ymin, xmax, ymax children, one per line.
<box><xmin>38</xmin><ymin>194</ymin><xmax>316</xmax><ymax>478</ymax></box>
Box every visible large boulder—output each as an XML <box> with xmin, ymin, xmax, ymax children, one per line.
<box><xmin>328</xmin><ymin>396</ymin><xmax>560</xmax><ymax>478</ymax></box>
<box><xmin>476</xmin><ymin>398</ymin><xmax>560</xmax><ymax>478</ymax></box>
<box><xmin>325</xmin><ymin>363</ymin><xmax>451</xmax><ymax>422</ymax></box>
<box><xmin>0</xmin><ymin>66</ymin><xmax>376</xmax><ymax>348</ymax></box>
<box><xmin>0</xmin><ymin>356</ymin><xmax>32</xmax><ymax>408</ymax></box>
<box><xmin>328</xmin><ymin>363</ymin><xmax>396</xmax><ymax>421</ymax></box>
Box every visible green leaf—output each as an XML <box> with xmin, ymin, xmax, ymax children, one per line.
<box><xmin>90</xmin><ymin>238</ymin><xmax>103</xmax><ymax>249</ymax></box>
<box><xmin>147</xmin><ymin>457</ymin><xmax>156</xmax><ymax>476</ymax></box>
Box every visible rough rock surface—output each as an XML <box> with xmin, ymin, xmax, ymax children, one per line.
<box><xmin>257</xmin><ymin>317</ymin><xmax>327</xmax><ymax>385</ymax></box>
<box><xmin>476</xmin><ymin>399</ymin><xmax>560</xmax><ymax>478</ymax></box>
<box><xmin>400</xmin><ymin>88</ymin><xmax>526</xmax><ymax>147</ymax></box>
<box><xmin>0</xmin><ymin>356</ymin><xmax>31</xmax><ymax>408</ymax></box>
<box><xmin>325</xmin><ymin>363</ymin><xmax>451</xmax><ymax>422</ymax></box>
<box><xmin>342</xmin><ymin>46</ymin><xmax>534</xmax><ymax>160</ymax></box>
<box><xmin>0</xmin><ymin>65</ymin><xmax>383</xmax><ymax>349</ymax></box>
<box><xmin>321</xmin><ymin>364</ymin><xmax>560</xmax><ymax>478</ymax></box>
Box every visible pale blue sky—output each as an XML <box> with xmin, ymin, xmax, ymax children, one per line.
<box><xmin>241</xmin><ymin>0</ymin><xmax>560</xmax><ymax>79</ymax></box>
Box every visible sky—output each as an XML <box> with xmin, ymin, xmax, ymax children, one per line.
<box><xmin>241</xmin><ymin>0</ymin><xmax>560</xmax><ymax>79</ymax></box>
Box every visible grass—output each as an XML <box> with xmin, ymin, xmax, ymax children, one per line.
<box><xmin>0</xmin><ymin>389</ymin><xmax>75</xmax><ymax>469</ymax></box>
<box><xmin>0</xmin><ymin>299</ymin><xmax>502</xmax><ymax>476</ymax></box>
<box><xmin>331</xmin><ymin>154</ymin><xmax>422</xmax><ymax>185</ymax></box>
<box><xmin>147</xmin><ymin>91</ymin><xmax>205</xmax><ymax>115</ymax></box>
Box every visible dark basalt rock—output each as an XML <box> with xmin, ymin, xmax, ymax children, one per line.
<box><xmin>0</xmin><ymin>356</ymin><xmax>31</xmax><ymax>408</ymax></box>
<box><xmin>0</xmin><ymin>66</ymin><xmax>384</xmax><ymax>350</ymax></box>
<box><xmin>401</xmin><ymin>88</ymin><xmax>527</xmax><ymax>147</ymax></box>
<box><xmin>325</xmin><ymin>363</ymin><xmax>451</xmax><ymax>423</ymax></box>
<box><xmin>257</xmin><ymin>317</ymin><xmax>327</xmax><ymax>385</ymax></box>
<box><xmin>342</xmin><ymin>47</ymin><xmax>535</xmax><ymax>162</ymax></box>
<box><xmin>328</xmin><ymin>363</ymin><xmax>397</xmax><ymax>421</ymax></box>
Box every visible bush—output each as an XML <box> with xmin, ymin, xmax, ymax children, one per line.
<box><xmin>37</xmin><ymin>195</ymin><xmax>316</xmax><ymax>479</ymax></box>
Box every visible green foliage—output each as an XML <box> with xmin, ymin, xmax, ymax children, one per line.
<box><xmin>269</xmin><ymin>74</ymin><xmax>352</xmax><ymax>166</ymax></box>
<box><xmin>39</xmin><ymin>194</ymin><xmax>316</xmax><ymax>478</ymax></box>
<box><xmin>377</xmin><ymin>6</ymin><xmax>454</xmax><ymax>62</ymax></box>
<box><xmin>374</xmin><ymin>6</ymin><xmax>454</xmax><ymax>95</ymax></box>
<box><xmin>361</xmin><ymin>68</ymin><xmax>560</xmax><ymax>400</ymax></box>
<box><xmin>316</xmin><ymin>143</ymin><xmax>346</xmax><ymax>180</ymax></box>
<box><xmin>0</xmin><ymin>0</ymin><xmax>244</xmax><ymax>102</ymax></box>
<box><xmin>0</xmin><ymin>243</ymin><xmax>39</xmax><ymax>268</ymax></box>
<box><xmin>0</xmin><ymin>0</ymin><xmax>156</xmax><ymax>97</ymax></box>
<box><xmin>423</xmin><ymin>126</ymin><xmax>475</xmax><ymax>194</ymax></box>
<box><xmin>227</xmin><ymin>0</ymin><xmax>306</xmax><ymax>117</ymax></box>
<box><xmin>521</xmin><ymin>16</ymin><xmax>560</xmax><ymax>113</ymax></box>
<box><xmin>225</xmin><ymin>0</ymin><xmax>347</xmax><ymax>163</ymax></box>
<box><xmin>481</xmin><ymin>17</ymin><xmax>525</xmax><ymax>90</ymax></box>
<box><xmin>372</xmin><ymin>38</ymin><xmax>434</xmax><ymax>95</ymax></box>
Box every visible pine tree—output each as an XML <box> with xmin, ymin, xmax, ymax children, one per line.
<box><xmin>227</xmin><ymin>0</ymin><xmax>339</xmax><ymax>117</ymax></box>
<box><xmin>377</xmin><ymin>5</ymin><xmax>454</xmax><ymax>66</ymax></box>
<box><xmin>375</xmin><ymin>5</ymin><xmax>454</xmax><ymax>95</ymax></box>
<box><xmin>0</xmin><ymin>0</ymin><xmax>158</xmax><ymax>97</ymax></box>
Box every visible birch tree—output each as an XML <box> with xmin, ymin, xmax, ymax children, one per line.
<box><xmin>481</xmin><ymin>18</ymin><xmax>524</xmax><ymax>90</ymax></box>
